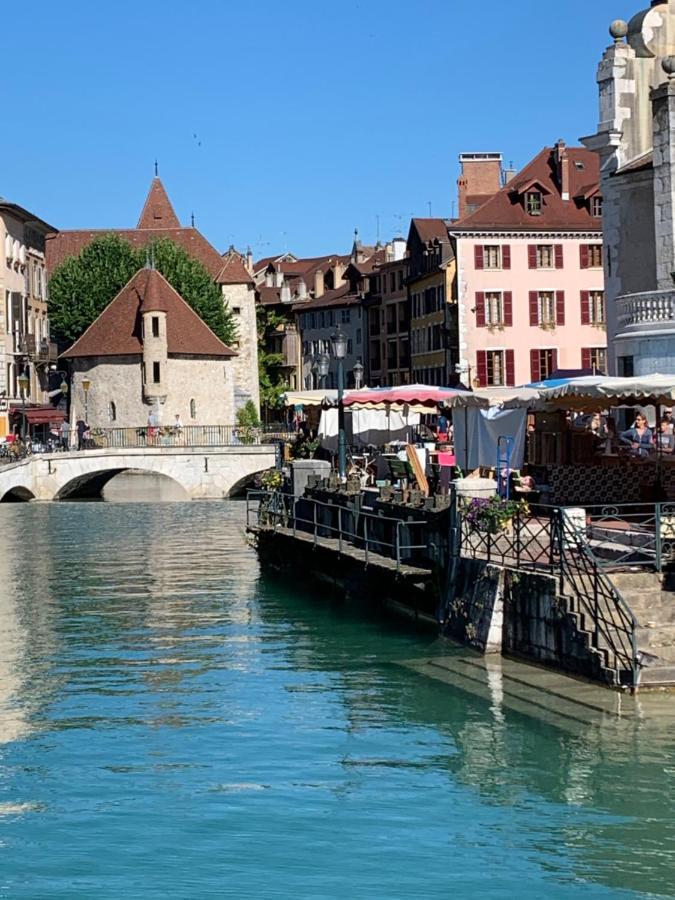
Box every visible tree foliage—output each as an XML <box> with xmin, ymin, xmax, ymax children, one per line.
<box><xmin>48</xmin><ymin>233</ymin><xmax>237</xmax><ymax>347</ymax></box>
<box><xmin>257</xmin><ymin>305</ymin><xmax>291</xmax><ymax>414</ymax></box>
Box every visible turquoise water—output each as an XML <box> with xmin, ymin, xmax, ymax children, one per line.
<box><xmin>0</xmin><ymin>502</ymin><xmax>674</xmax><ymax>898</ymax></box>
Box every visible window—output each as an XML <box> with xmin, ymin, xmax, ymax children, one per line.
<box><xmin>356</xmin><ymin>328</ymin><xmax>362</xmax><ymax>344</ymax></box>
<box><xmin>109</xmin><ymin>401</ymin><xmax>117</xmax><ymax>422</ymax></box>
<box><xmin>486</xmin><ymin>292</ymin><xmax>503</xmax><ymax>326</ymax></box>
<box><xmin>485</xmin><ymin>245</ymin><xmax>501</xmax><ymax>269</ymax></box>
<box><xmin>152</xmin><ymin>316</ymin><xmax>160</xmax><ymax>338</ymax></box>
<box><xmin>582</xmin><ymin>347</ymin><xmax>607</xmax><ymax>373</ymax></box>
<box><xmin>530</xmin><ymin>349</ymin><xmax>557</xmax><ymax>382</ymax></box>
<box><xmin>591</xmin><ymin>196</ymin><xmax>603</xmax><ymax>217</ymax></box>
<box><xmin>476</xmin><ymin>349</ymin><xmax>515</xmax><ymax>387</ymax></box>
<box><xmin>528</xmin><ymin>244</ymin><xmax>563</xmax><ymax>269</ymax></box>
<box><xmin>390</xmin><ymin>272</ymin><xmax>396</xmax><ymax>292</ymax></box>
<box><xmin>617</xmin><ymin>355</ymin><xmax>634</xmax><ymax>378</ymax></box>
<box><xmin>190</xmin><ymin>398</ymin><xmax>197</xmax><ymax>420</ymax></box>
<box><xmin>153</xmin><ymin>361</ymin><xmax>161</xmax><ymax>383</ymax></box>
<box><xmin>526</xmin><ymin>191</ymin><xmax>542</xmax><ymax>215</ymax></box>
<box><xmin>398</xmin><ymin>270</ymin><xmax>404</xmax><ymax>290</ymax></box>
<box><xmin>341</xmin><ymin>309</ymin><xmax>351</xmax><ymax>324</ymax></box>
<box><xmin>141</xmin><ymin>362</ymin><xmax>146</xmax><ymax>384</ymax></box>
<box><xmin>347</xmin><ymin>339</ymin><xmax>353</xmax><ymax>355</ymax></box>
<box><xmin>581</xmin><ymin>290</ymin><xmax>605</xmax><ymax>326</ymax></box>
<box><xmin>233</xmin><ymin>307</ymin><xmax>241</xmax><ymax>315</ymax></box>
<box><xmin>476</xmin><ymin>291</ymin><xmax>512</xmax><ymax>327</ymax></box>
<box><xmin>530</xmin><ymin>291</ymin><xmax>565</xmax><ymax>327</ymax></box>
<box><xmin>580</xmin><ymin>244</ymin><xmax>603</xmax><ymax>268</ymax></box>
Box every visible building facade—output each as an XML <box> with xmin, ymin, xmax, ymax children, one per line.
<box><xmin>450</xmin><ymin>143</ymin><xmax>606</xmax><ymax>387</ymax></box>
<box><xmin>0</xmin><ymin>201</ymin><xmax>58</xmax><ymax>437</ymax></box>
<box><xmin>407</xmin><ymin>219</ymin><xmax>458</xmax><ymax>386</ymax></box>
<box><xmin>61</xmin><ymin>267</ymin><xmax>236</xmax><ymax>429</ymax></box>
<box><xmin>363</xmin><ymin>243</ymin><xmax>410</xmax><ymax>387</ymax></box>
<box><xmin>583</xmin><ymin>0</ymin><xmax>675</xmax><ymax>376</ymax></box>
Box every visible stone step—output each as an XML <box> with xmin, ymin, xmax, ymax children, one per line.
<box><xmin>639</xmin><ymin>664</ymin><xmax>675</xmax><ymax>687</ymax></box>
<box><xmin>636</xmin><ymin>624</ymin><xmax>675</xmax><ymax>649</ymax></box>
<box><xmin>608</xmin><ymin>572</ymin><xmax>664</xmax><ymax>592</ymax></box>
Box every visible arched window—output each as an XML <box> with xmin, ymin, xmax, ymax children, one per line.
<box><xmin>190</xmin><ymin>399</ymin><xmax>196</xmax><ymax>420</ymax></box>
<box><xmin>109</xmin><ymin>401</ymin><xmax>117</xmax><ymax>422</ymax></box>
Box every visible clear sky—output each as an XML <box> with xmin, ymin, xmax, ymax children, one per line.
<box><xmin>3</xmin><ymin>0</ymin><xmax>642</xmax><ymax>259</ymax></box>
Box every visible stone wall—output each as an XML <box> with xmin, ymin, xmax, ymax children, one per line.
<box><xmin>69</xmin><ymin>354</ymin><xmax>235</xmax><ymax>429</ymax></box>
<box><xmin>222</xmin><ymin>282</ymin><xmax>260</xmax><ymax>413</ymax></box>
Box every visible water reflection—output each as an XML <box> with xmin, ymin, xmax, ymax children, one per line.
<box><xmin>0</xmin><ymin>501</ymin><xmax>673</xmax><ymax>898</ymax></box>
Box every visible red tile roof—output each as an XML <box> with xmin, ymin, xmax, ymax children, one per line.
<box><xmin>137</xmin><ymin>178</ymin><xmax>181</xmax><ymax>229</ymax></box>
<box><xmin>46</xmin><ymin>227</ymin><xmax>226</xmax><ymax>280</ymax></box>
<box><xmin>217</xmin><ymin>250</ymin><xmax>254</xmax><ymax>285</ymax></box>
<box><xmin>291</xmin><ymin>283</ymin><xmax>355</xmax><ymax>312</ymax></box>
<box><xmin>61</xmin><ymin>267</ymin><xmax>235</xmax><ymax>359</ymax></box>
<box><xmin>452</xmin><ymin>147</ymin><xmax>601</xmax><ymax>232</ymax></box>
<box><xmin>411</xmin><ymin>218</ymin><xmax>449</xmax><ymax>242</ymax></box>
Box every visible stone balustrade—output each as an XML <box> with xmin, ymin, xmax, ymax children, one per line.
<box><xmin>617</xmin><ymin>289</ymin><xmax>675</xmax><ymax>329</ymax></box>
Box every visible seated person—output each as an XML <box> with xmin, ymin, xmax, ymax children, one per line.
<box><xmin>655</xmin><ymin>418</ymin><xmax>675</xmax><ymax>454</ymax></box>
<box><xmin>620</xmin><ymin>413</ymin><xmax>653</xmax><ymax>458</ymax></box>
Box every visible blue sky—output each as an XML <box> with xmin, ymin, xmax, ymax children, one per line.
<box><xmin>4</xmin><ymin>0</ymin><xmax>640</xmax><ymax>259</ymax></box>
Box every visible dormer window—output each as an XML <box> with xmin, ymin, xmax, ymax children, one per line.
<box><xmin>591</xmin><ymin>196</ymin><xmax>603</xmax><ymax>217</ymax></box>
<box><xmin>526</xmin><ymin>191</ymin><xmax>542</xmax><ymax>216</ymax></box>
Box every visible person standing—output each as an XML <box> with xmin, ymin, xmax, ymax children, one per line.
<box><xmin>620</xmin><ymin>413</ymin><xmax>653</xmax><ymax>458</ymax></box>
<box><xmin>60</xmin><ymin>420</ymin><xmax>71</xmax><ymax>451</ymax></box>
<box><xmin>76</xmin><ymin>418</ymin><xmax>87</xmax><ymax>451</ymax></box>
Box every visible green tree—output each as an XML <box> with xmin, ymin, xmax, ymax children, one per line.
<box><xmin>48</xmin><ymin>233</ymin><xmax>237</xmax><ymax>346</ymax></box>
<box><xmin>257</xmin><ymin>306</ymin><xmax>291</xmax><ymax>415</ymax></box>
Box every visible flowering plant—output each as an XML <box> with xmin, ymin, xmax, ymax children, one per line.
<box><xmin>463</xmin><ymin>496</ymin><xmax>530</xmax><ymax>533</ymax></box>
<box><xmin>259</xmin><ymin>468</ymin><xmax>283</xmax><ymax>491</ymax></box>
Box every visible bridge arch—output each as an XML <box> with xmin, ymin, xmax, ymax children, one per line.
<box><xmin>0</xmin><ymin>486</ymin><xmax>36</xmax><ymax>503</ymax></box>
<box><xmin>228</xmin><ymin>468</ymin><xmax>272</xmax><ymax>498</ymax></box>
<box><xmin>54</xmin><ymin>468</ymin><xmax>189</xmax><ymax>501</ymax></box>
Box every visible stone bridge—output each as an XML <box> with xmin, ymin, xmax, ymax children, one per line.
<box><xmin>0</xmin><ymin>445</ymin><xmax>276</xmax><ymax>502</ymax></box>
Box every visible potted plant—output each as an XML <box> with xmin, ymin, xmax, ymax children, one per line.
<box><xmin>464</xmin><ymin>496</ymin><xmax>530</xmax><ymax>534</ymax></box>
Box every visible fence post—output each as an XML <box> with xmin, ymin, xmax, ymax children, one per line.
<box><xmin>338</xmin><ymin>507</ymin><xmax>343</xmax><ymax>553</ymax></box>
<box><xmin>593</xmin><ymin>564</ymin><xmax>600</xmax><ymax>648</ymax></box>
<box><xmin>395</xmin><ymin>521</ymin><xmax>401</xmax><ymax>574</ymax></box>
<box><xmin>313</xmin><ymin>501</ymin><xmax>317</xmax><ymax>547</ymax></box>
<box><xmin>515</xmin><ymin>512</ymin><xmax>521</xmax><ymax>570</ymax></box>
<box><xmin>655</xmin><ymin>503</ymin><xmax>663</xmax><ymax>574</ymax></box>
<box><xmin>293</xmin><ymin>498</ymin><xmax>297</xmax><ymax>538</ymax></box>
<box><xmin>364</xmin><ymin>518</ymin><xmax>369</xmax><ymax>566</ymax></box>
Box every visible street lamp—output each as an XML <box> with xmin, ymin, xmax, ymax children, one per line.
<box><xmin>17</xmin><ymin>371</ymin><xmax>29</xmax><ymax>440</ymax></box>
<box><xmin>353</xmin><ymin>359</ymin><xmax>364</xmax><ymax>390</ymax></box>
<box><xmin>331</xmin><ymin>325</ymin><xmax>348</xmax><ymax>481</ymax></box>
<box><xmin>317</xmin><ymin>352</ymin><xmax>330</xmax><ymax>387</ymax></box>
<box><xmin>82</xmin><ymin>376</ymin><xmax>91</xmax><ymax>421</ymax></box>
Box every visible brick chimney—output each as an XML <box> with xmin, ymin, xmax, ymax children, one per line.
<box><xmin>457</xmin><ymin>153</ymin><xmax>503</xmax><ymax>218</ymax></box>
<box><xmin>555</xmin><ymin>139</ymin><xmax>570</xmax><ymax>201</ymax></box>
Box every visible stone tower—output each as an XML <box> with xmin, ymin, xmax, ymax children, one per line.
<box><xmin>583</xmin><ymin>0</ymin><xmax>675</xmax><ymax>375</ymax></box>
<box><xmin>140</xmin><ymin>267</ymin><xmax>169</xmax><ymax>416</ymax></box>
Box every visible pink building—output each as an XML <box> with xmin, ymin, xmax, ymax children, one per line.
<box><xmin>449</xmin><ymin>142</ymin><xmax>606</xmax><ymax>387</ymax></box>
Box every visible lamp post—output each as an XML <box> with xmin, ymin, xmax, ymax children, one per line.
<box><xmin>317</xmin><ymin>352</ymin><xmax>330</xmax><ymax>388</ymax></box>
<box><xmin>17</xmin><ymin>371</ymin><xmax>29</xmax><ymax>441</ymax></box>
<box><xmin>353</xmin><ymin>359</ymin><xmax>364</xmax><ymax>390</ymax></box>
<box><xmin>82</xmin><ymin>376</ymin><xmax>91</xmax><ymax>422</ymax></box>
<box><xmin>331</xmin><ymin>325</ymin><xmax>348</xmax><ymax>481</ymax></box>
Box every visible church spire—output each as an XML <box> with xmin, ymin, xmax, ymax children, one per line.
<box><xmin>137</xmin><ymin>177</ymin><xmax>181</xmax><ymax>229</ymax></box>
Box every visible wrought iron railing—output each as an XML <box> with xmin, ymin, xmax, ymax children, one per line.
<box><xmin>459</xmin><ymin>504</ymin><xmax>559</xmax><ymax>570</ymax></box>
<box><xmin>557</xmin><ymin>513</ymin><xmax>639</xmax><ymax>688</ymax></box>
<box><xmin>578</xmin><ymin>503</ymin><xmax>675</xmax><ymax>573</ymax></box>
<box><xmin>77</xmin><ymin>425</ymin><xmax>294</xmax><ymax>450</ymax></box>
<box><xmin>246</xmin><ymin>490</ymin><xmax>430</xmax><ymax>575</ymax></box>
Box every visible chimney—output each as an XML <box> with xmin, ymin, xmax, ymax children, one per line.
<box><xmin>333</xmin><ymin>260</ymin><xmax>345</xmax><ymax>285</ymax></box>
<box><xmin>297</xmin><ymin>279</ymin><xmax>307</xmax><ymax>300</ymax></box>
<box><xmin>457</xmin><ymin>152</ymin><xmax>503</xmax><ymax>218</ymax></box>
<box><xmin>280</xmin><ymin>283</ymin><xmax>291</xmax><ymax>304</ymax></box>
<box><xmin>274</xmin><ymin>270</ymin><xmax>284</xmax><ymax>288</ymax></box>
<box><xmin>555</xmin><ymin>139</ymin><xmax>570</xmax><ymax>201</ymax></box>
<box><xmin>503</xmin><ymin>161</ymin><xmax>517</xmax><ymax>184</ymax></box>
<box><xmin>385</xmin><ymin>242</ymin><xmax>394</xmax><ymax>262</ymax></box>
<box><xmin>392</xmin><ymin>237</ymin><xmax>406</xmax><ymax>261</ymax></box>
<box><xmin>246</xmin><ymin>248</ymin><xmax>253</xmax><ymax>274</ymax></box>
<box><xmin>265</xmin><ymin>271</ymin><xmax>273</xmax><ymax>288</ymax></box>
<box><xmin>314</xmin><ymin>268</ymin><xmax>324</xmax><ymax>298</ymax></box>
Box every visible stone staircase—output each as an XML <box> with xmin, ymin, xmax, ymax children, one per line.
<box><xmin>608</xmin><ymin>572</ymin><xmax>675</xmax><ymax>689</ymax></box>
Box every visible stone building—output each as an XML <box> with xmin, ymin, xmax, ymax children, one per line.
<box><xmin>363</xmin><ymin>245</ymin><xmax>410</xmax><ymax>387</ymax></box>
<box><xmin>46</xmin><ymin>175</ymin><xmax>259</xmax><ymax>412</ymax></box>
<box><xmin>450</xmin><ymin>144</ymin><xmax>606</xmax><ymax>387</ymax></box>
<box><xmin>0</xmin><ymin>200</ymin><xmax>58</xmax><ymax>437</ymax></box>
<box><xmin>583</xmin><ymin>0</ymin><xmax>675</xmax><ymax>376</ymax></box>
<box><xmin>61</xmin><ymin>266</ymin><xmax>236</xmax><ymax>429</ymax></box>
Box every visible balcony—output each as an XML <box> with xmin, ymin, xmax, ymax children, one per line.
<box><xmin>617</xmin><ymin>290</ymin><xmax>675</xmax><ymax>334</ymax></box>
<box><xmin>18</xmin><ymin>335</ymin><xmax>57</xmax><ymax>363</ymax></box>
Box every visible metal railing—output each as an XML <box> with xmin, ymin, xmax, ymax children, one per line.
<box><xmin>70</xmin><ymin>425</ymin><xmax>294</xmax><ymax>450</ymax></box>
<box><xmin>557</xmin><ymin>513</ymin><xmax>639</xmax><ymax>688</ymax></box>
<box><xmin>246</xmin><ymin>490</ymin><xmax>430</xmax><ymax>575</ymax></box>
<box><xmin>578</xmin><ymin>503</ymin><xmax>675</xmax><ymax>573</ymax></box>
<box><xmin>459</xmin><ymin>503</ymin><xmax>559</xmax><ymax>571</ymax></box>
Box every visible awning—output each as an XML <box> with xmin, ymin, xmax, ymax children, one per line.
<box><xmin>502</xmin><ymin>375</ymin><xmax>675</xmax><ymax>411</ymax></box>
<box><xmin>342</xmin><ymin>384</ymin><xmax>485</xmax><ymax>409</ymax></box>
<box><xmin>11</xmin><ymin>406</ymin><xmax>66</xmax><ymax>426</ymax></box>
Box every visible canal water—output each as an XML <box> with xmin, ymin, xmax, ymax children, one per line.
<box><xmin>0</xmin><ymin>502</ymin><xmax>674</xmax><ymax>899</ymax></box>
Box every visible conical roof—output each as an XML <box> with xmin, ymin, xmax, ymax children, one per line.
<box><xmin>61</xmin><ymin>268</ymin><xmax>235</xmax><ymax>359</ymax></box>
<box><xmin>137</xmin><ymin>177</ymin><xmax>181</xmax><ymax>229</ymax></box>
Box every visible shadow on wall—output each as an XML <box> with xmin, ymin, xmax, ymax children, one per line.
<box><xmin>0</xmin><ymin>487</ymin><xmax>36</xmax><ymax>503</ymax></box>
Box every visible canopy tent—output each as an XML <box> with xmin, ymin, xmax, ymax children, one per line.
<box><xmin>454</xmin><ymin>407</ymin><xmax>528</xmax><ymax>471</ymax></box>
<box><xmin>318</xmin><ymin>406</ymin><xmax>421</xmax><ymax>451</ymax></box>
<box><xmin>342</xmin><ymin>384</ymin><xmax>486</xmax><ymax>410</ymax></box>
<box><xmin>450</xmin><ymin>385</ymin><xmax>542</xmax><ymax>409</ymax></box>
<box><xmin>283</xmin><ymin>389</ymin><xmax>338</xmax><ymax>407</ymax></box>
<box><xmin>501</xmin><ymin>375</ymin><xmax>675</xmax><ymax>411</ymax></box>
